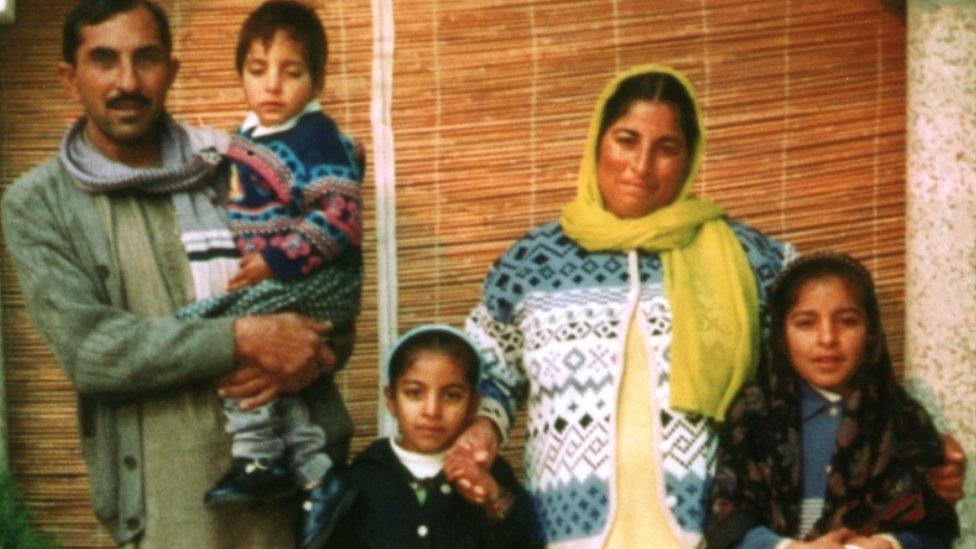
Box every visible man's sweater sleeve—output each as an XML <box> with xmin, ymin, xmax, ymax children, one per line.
<box><xmin>1</xmin><ymin>173</ymin><xmax>236</xmax><ymax>399</ymax></box>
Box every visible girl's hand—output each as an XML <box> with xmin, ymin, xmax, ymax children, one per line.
<box><xmin>228</xmin><ymin>253</ymin><xmax>273</xmax><ymax>291</ymax></box>
<box><xmin>845</xmin><ymin>536</ymin><xmax>893</xmax><ymax>549</ymax></box>
<box><xmin>786</xmin><ymin>528</ymin><xmax>854</xmax><ymax>548</ymax></box>
<box><xmin>929</xmin><ymin>435</ymin><xmax>966</xmax><ymax>502</ymax></box>
<box><xmin>444</xmin><ymin>417</ymin><xmax>501</xmax><ymax>504</ymax></box>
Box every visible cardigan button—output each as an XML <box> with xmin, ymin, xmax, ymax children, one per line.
<box><xmin>123</xmin><ymin>456</ymin><xmax>137</xmax><ymax>470</ymax></box>
<box><xmin>440</xmin><ymin>483</ymin><xmax>451</xmax><ymax>494</ymax></box>
<box><xmin>96</xmin><ymin>264</ymin><xmax>110</xmax><ymax>279</ymax></box>
<box><xmin>126</xmin><ymin>517</ymin><xmax>141</xmax><ymax>530</ymax></box>
<box><xmin>417</xmin><ymin>525</ymin><xmax>429</xmax><ymax>538</ymax></box>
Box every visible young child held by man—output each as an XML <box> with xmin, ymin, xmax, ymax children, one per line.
<box><xmin>706</xmin><ymin>252</ymin><xmax>959</xmax><ymax>548</ymax></box>
<box><xmin>326</xmin><ymin>325</ymin><xmax>541</xmax><ymax>548</ymax></box>
<box><xmin>175</xmin><ymin>2</ymin><xmax>363</xmax><ymax>548</ymax></box>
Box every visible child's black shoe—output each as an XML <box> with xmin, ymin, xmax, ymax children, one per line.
<box><xmin>299</xmin><ymin>468</ymin><xmax>358</xmax><ymax>549</ymax></box>
<box><xmin>204</xmin><ymin>457</ymin><xmax>297</xmax><ymax>507</ymax></box>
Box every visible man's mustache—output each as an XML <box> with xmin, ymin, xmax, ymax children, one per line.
<box><xmin>106</xmin><ymin>94</ymin><xmax>151</xmax><ymax>109</ymax></box>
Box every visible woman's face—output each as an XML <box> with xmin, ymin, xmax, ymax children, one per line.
<box><xmin>785</xmin><ymin>275</ymin><xmax>868</xmax><ymax>393</ymax></box>
<box><xmin>596</xmin><ymin>100</ymin><xmax>690</xmax><ymax>218</ymax></box>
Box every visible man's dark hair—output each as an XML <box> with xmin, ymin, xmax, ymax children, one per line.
<box><xmin>235</xmin><ymin>1</ymin><xmax>328</xmax><ymax>90</ymax></box>
<box><xmin>62</xmin><ymin>0</ymin><xmax>172</xmax><ymax>64</ymax></box>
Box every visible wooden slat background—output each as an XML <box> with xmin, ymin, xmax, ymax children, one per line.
<box><xmin>0</xmin><ymin>0</ymin><xmax>904</xmax><ymax>546</ymax></box>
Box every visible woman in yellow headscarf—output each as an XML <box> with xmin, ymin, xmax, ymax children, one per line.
<box><xmin>444</xmin><ymin>64</ymin><xmax>796</xmax><ymax>548</ymax></box>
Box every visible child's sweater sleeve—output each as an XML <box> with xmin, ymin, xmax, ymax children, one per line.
<box><xmin>261</xmin><ymin>160</ymin><xmax>362</xmax><ymax>281</ymax></box>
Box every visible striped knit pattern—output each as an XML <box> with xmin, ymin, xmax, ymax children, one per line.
<box><xmin>799</xmin><ymin>498</ymin><xmax>824</xmax><ymax>537</ymax></box>
<box><xmin>59</xmin><ymin>114</ymin><xmax>229</xmax><ymax>194</ymax></box>
<box><xmin>56</xmin><ymin>112</ymin><xmax>243</xmax><ymax>305</ymax></box>
<box><xmin>467</xmin><ymin>220</ymin><xmax>793</xmax><ymax>545</ymax></box>
<box><xmin>179</xmin><ymin>227</ymin><xmax>239</xmax><ymax>301</ymax></box>
<box><xmin>176</xmin><ymin>248</ymin><xmax>361</xmax><ymax>324</ymax></box>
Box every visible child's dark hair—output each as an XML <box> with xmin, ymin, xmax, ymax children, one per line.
<box><xmin>235</xmin><ymin>0</ymin><xmax>328</xmax><ymax>90</ymax></box>
<box><xmin>387</xmin><ymin>326</ymin><xmax>481</xmax><ymax>389</ymax></box>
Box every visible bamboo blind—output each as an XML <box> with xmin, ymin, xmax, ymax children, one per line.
<box><xmin>0</xmin><ymin>0</ymin><xmax>905</xmax><ymax>546</ymax></box>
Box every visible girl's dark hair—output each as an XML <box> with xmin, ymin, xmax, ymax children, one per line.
<box><xmin>235</xmin><ymin>0</ymin><xmax>328</xmax><ymax>90</ymax></box>
<box><xmin>387</xmin><ymin>328</ymin><xmax>481</xmax><ymax>388</ymax></box>
<box><xmin>767</xmin><ymin>251</ymin><xmax>886</xmax><ymax>388</ymax></box>
<box><xmin>63</xmin><ymin>0</ymin><xmax>172</xmax><ymax>64</ymax></box>
<box><xmin>597</xmin><ymin>72</ymin><xmax>700</xmax><ymax>157</ymax></box>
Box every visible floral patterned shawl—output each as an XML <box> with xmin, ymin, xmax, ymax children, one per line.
<box><xmin>705</xmin><ymin>253</ymin><xmax>959</xmax><ymax>547</ymax></box>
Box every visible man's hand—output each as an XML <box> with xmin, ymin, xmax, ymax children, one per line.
<box><xmin>233</xmin><ymin>313</ymin><xmax>335</xmax><ymax>391</ymax></box>
<box><xmin>930</xmin><ymin>435</ymin><xmax>967</xmax><ymax>502</ymax></box>
<box><xmin>227</xmin><ymin>253</ymin><xmax>273</xmax><ymax>291</ymax></box>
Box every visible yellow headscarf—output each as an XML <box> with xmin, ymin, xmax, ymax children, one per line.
<box><xmin>560</xmin><ymin>64</ymin><xmax>758</xmax><ymax>422</ymax></box>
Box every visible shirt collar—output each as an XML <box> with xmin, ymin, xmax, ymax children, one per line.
<box><xmin>240</xmin><ymin>99</ymin><xmax>321</xmax><ymax>139</ymax></box>
<box><xmin>389</xmin><ymin>438</ymin><xmax>446</xmax><ymax>480</ymax></box>
<box><xmin>800</xmin><ymin>380</ymin><xmax>842</xmax><ymax>420</ymax></box>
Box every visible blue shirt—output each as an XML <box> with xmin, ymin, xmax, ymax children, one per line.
<box><xmin>738</xmin><ymin>383</ymin><xmax>945</xmax><ymax>549</ymax></box>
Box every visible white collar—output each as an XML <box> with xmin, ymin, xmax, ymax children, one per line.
<box><xmin>811</xmin><ymin>384</ymin><xmax>842</xmax><ymax>403</ymax></box>
<box><xmin>240</xmin><ymin>99</ymin><xmax>321</xmax><ymax>139</ymax></box>
<box><xmin>389</xmin><ymin>438</ymin><xmax>446</xmax><ymax>480</ymax></box>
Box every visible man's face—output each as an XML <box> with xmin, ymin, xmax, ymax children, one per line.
<box><xmin>59</xmin><ymin>5</ymin><xmax>178</xmax><ymax>160</ymax></box>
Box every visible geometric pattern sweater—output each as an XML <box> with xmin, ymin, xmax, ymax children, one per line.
<box><xmin>226</xmin><ymin>108</ymin><xmax>363</xmax><ymax>281</ymax></box>
<box><xmin>465</xmin><ymin>220</ymin><xmax>794</xmax><ymax>547</ymax></box>
<box><xmin>176</xmin><ymin>109</ymin><xmax>363</xmax><ymax>325</ymax></box>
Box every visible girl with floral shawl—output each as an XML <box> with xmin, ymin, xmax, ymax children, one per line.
<box><xmin>706</xmin><ymin>252</ymin><xmax>959</xmax><ymax>548</ymax></box>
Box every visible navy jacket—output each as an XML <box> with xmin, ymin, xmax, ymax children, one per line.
<box><xmin>327</xmin><ymin>439</ymin><xmax>541</xmax><ymax>549</ymax></box>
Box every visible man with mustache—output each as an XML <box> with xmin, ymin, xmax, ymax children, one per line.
<box><xmin>0</xmin><ymin>0</ymin><xmax>353</xmax><ymax>546</ymax></box>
